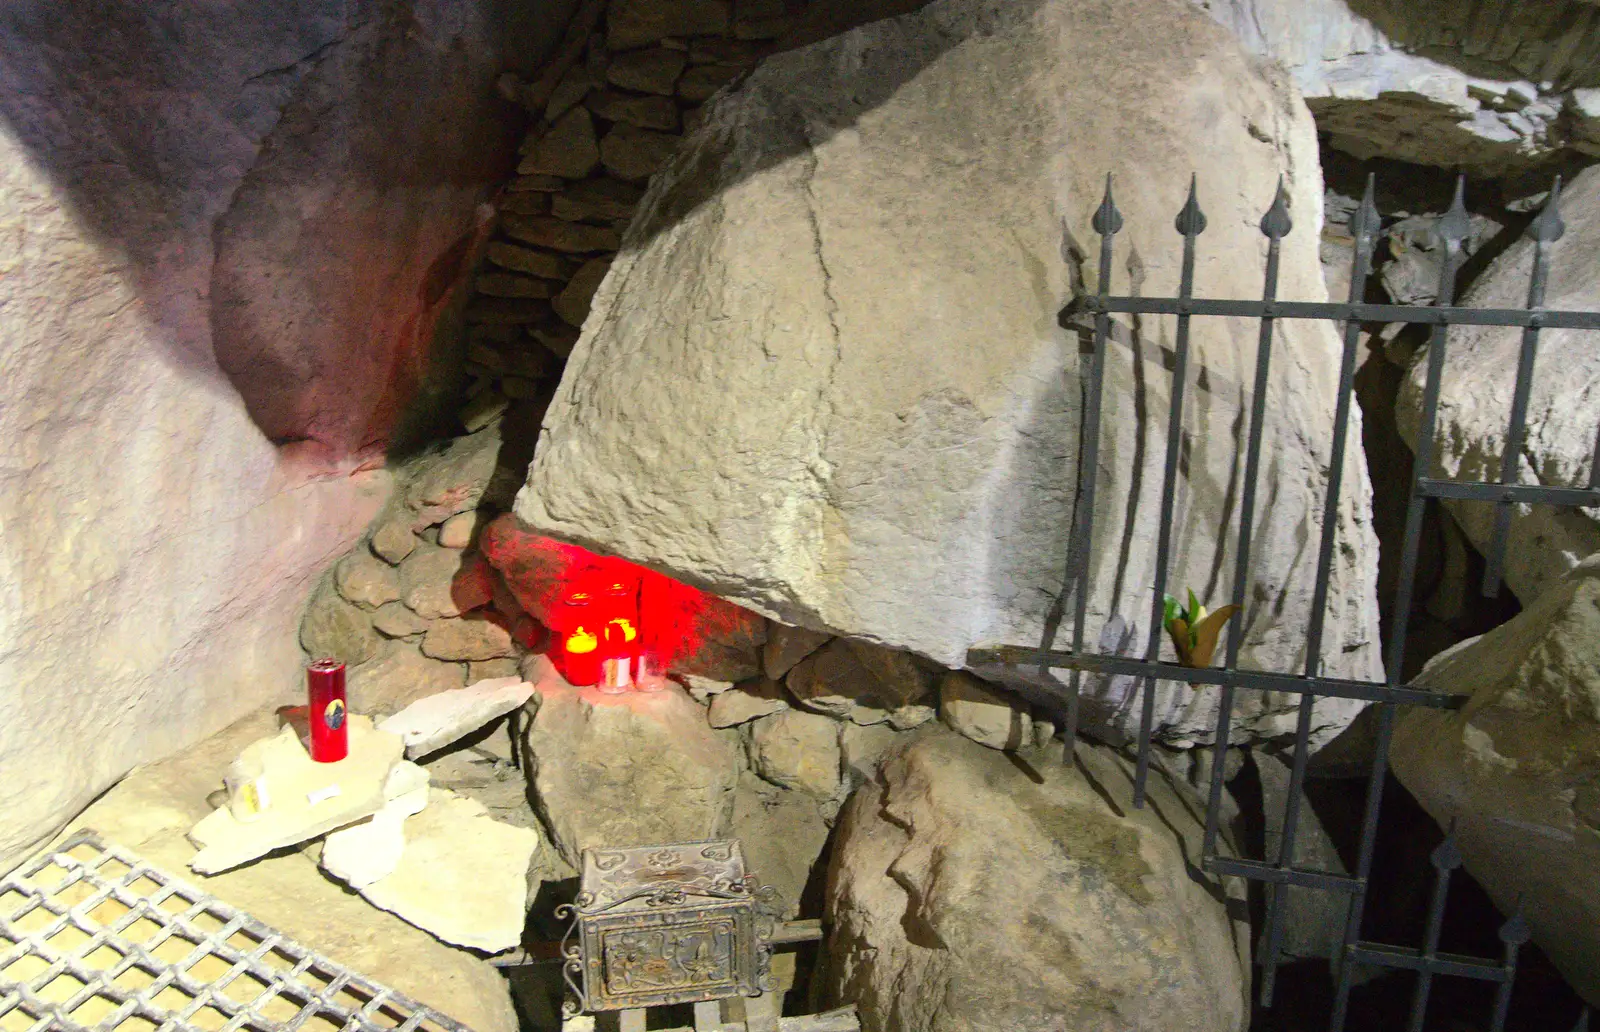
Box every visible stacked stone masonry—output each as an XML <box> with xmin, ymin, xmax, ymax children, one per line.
<box><xmin>459</xmin><ymin>0</ymin><xmax>815</xmax><ymax>412</ymax></box>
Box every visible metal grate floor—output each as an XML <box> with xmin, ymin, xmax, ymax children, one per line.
<box><xmin>0</xmin><ymin>829</ymin><xmax>474</xmax><ymax>1032</ymax></box>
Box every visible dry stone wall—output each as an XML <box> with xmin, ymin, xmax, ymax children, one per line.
<box><xmin>455</xmin><ymin>0</ymin><xmax>821</xmax><ymax>411</ymax></box>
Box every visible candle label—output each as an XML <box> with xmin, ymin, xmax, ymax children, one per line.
<box><xmin>323</xmin><ymin>698</ymin><xmax>346</xmax><ymax>731</ymax></box>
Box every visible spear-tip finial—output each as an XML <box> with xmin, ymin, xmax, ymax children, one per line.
<box><xmin>1260</xmin><ymin>176</ymin><xmax>1293</xmax><ymax>239</ymax></box>
<box><xmin>1439</xmin><ymin>174</ymin><xmax>1471</xmax><ymax>246</ymax></box>
<box><xmin>1175</xmin><ymin>173</ymin><xmax>1208</xmax><ymax>237</ymax></box>
<box><xmin>1530</xmin><ymin>175</ymin><xmax>1567</xmax><ymax>244</ymax></box>
<box><xmin>1431</xmin><ymin>824</ymin><xmax>1463</xmax><ymax>870</ymax></box>
<box><xmin>1351</xmin><ymin>172</ymin><xmax>1380</xmax><ymax>251</ymax></box>
<box><xmin>1093</xmin><ymin>173</ymin><xmax>1124</xmax><ymax>237</ymax></box>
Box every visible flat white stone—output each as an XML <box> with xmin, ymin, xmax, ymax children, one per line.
<box><xmin>377</xmin><ymin>678</ymin><xmax>534</xmax><ymax>758</ymax></box>
<box><xmin>321</xmin><ymin>762</ymin><xmax>433</xmax><ymax>888</ymax></box>
<box><xmin>352</xmin><ymin>789</ymin><xmax>539</xmax><ymax>953</ymax></box>
<box><xmin>188</xmin><ymin>717</ymin><xmax>403</xmax><ymax>875</ymax></box>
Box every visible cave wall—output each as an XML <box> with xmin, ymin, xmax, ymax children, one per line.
<box><xmin>0</xmin><ymin>0</ymin><xmax>575</xmax><ymax>871</ymax></box>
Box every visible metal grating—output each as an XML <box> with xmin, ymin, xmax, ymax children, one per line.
<box><xmin>969</xmin><ymin>172</ymin><xmax>1600</xmax><ymax>1030</ymax></box>
<box><xmin>0</xmin><ymin>829</ymin><xmax>474</xmax><ymax>1032</ymax></box>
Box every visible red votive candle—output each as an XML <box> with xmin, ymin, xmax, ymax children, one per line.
<box><xmin>306</xmin><ymin>658</ymin><xmax>348</xmax><ymax>762</ymax></box>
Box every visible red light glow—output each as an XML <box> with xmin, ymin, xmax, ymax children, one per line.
<box><xmin>481</xmin><ymin>516</ymin><xmax>764</xmax><ymax>689</ymax></box>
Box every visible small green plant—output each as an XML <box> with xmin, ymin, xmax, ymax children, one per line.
<box><xmin>1162</xmin><ymin>589</ymin><xmax>1241</xmax><ymax>669</ymax></box>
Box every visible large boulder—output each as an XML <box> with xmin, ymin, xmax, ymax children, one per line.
<box><xmin>1391</xmin><ymin>553</ymin><xmax>1600</xmax><ymax>1003</ymax></box>
<box><xmin>1396</xmin><ymin>165</ymin><xmax>1600</xmax><ymax>606</ymax></box>
<box><xmin>821</xmin><ymin>729</ymin><xmax>1250</xmax><ymax>1032</ymax></box>
<box><xmin>0</xmin><ymin>0</ymin><xmax>570</xmax><ymax>871</ymax></box>
<box><xmin>1197</xmin><ymin>0</ymin><xmax>1600</xmax><ymax>177</ymax></box>
<box><xmin>518</xmin><ymin>0</ymin><xmax>1383</xmax><ymax>747</ymax></box>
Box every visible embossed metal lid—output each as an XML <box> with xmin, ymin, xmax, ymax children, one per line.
<box><xmin>576</xmin><ymin>840</ymin><xmax>752</xmax><ymax>916</ymax></box>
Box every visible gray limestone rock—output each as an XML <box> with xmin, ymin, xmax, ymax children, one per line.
<box><xmin>821</xmin><ymin>729</ymin><xmax>1250</xmax><ymax>1032</ymax></box>
<box><xmin>599</xmin><ymin>124</ymin><xmax>683</xmax><ymax>182</ymax></box>
<box><xmin>486</xmin><ymin>242</ymin><xmax>571</xmax><ymax>280</ymax></box>
<box><xmin>939</xmin><ymin>670</ymin><xmax>1033</xmax><ymax>751</ymax></box>
<box><xmin>348</xmin><ymin>640</ymin><xmax>467</xmax><ymax>718</ymax></box>
<box><xmin>420</xmin><ymin>615</ymin><xmax>516</xmax><ymax>662</ymax></box>
<box><xmin>372</xmin><ymin>601</ymin><xmax>432</xmax><ymax>639</ymax></box>
<box><xmin>707</xmin><ymin>678</ymin><xmax>790</xmax><ymax>727</ymax></box>
<box><xmin>518</xmin><ymin>106</ymin><xmax>600</xmax><ymax>180</ymax></box>
<box><xmin>587</xmin><ymin>90</ymin><xmax>681</xmax><ymax>131</ymax></box>
<box><xmin>518</xmin><ymin>0</ymin><xmax>1383</xmax><ymax>750</ymax></box>
<box><xmin>762</xmin><ymin>623</ymin><xmax>832</xmax><ymax>680</ymax></box>
<box><xmin>371</xmin><ymin>518</ymin><xmax>420</xmax><ymax>565</ymax></box>
<box><xmin>1391</xmin><ymin>553</ymin><xmax>1600</xmax><ymax>1003</ymax></box>
<box><xmin>301</xmin><ymin>577</ymin><xmax>381</xmax><ymax>667</ymax></box>
<box><xmin>335</xmin><ymin>550</ymin><xmax>402</xmax><ymax>609</ymax></box>
<box><xmin>1396</xmin><ymin>165</ymin><xmax>1600</xmax><ymax>606</ymax></box>
<box><xmin>524</xmin><ymin>682</ymin><xmax>742</xmax><ymax>865</ymax></box>
<box><xmin>553</xmin><ymin>258</ymin><xmax>613</xmax><ymax>328</ymax></box>
<box><xmin>1196</xmin><ymin>0</ymin><xmax>1600</xmax><ymax>177</ymax></box>
<box><xmin>748</xmin><ymin>709</ymin><xmax>842</xmax><ymax>798</ymax></box>
<box><xmin>605</xmin><ymin>47</ymin><xmax>689</xmax><ymax>95</ymax></box>
<box><xmin>607</xmin><ymin>0</ymin><xmax>730</xmax><ymax>50</ymax></box>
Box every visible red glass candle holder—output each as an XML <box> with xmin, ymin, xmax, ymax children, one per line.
<box><xmin>306</xmin><ymin>658</ymin><xmax>348</xmax><ymax>762</ymax></box>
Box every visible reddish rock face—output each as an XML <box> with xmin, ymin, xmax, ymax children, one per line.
<box><xmin>479</xmin><ymin>514</ymin><xmax>765</xmax><ymax>682</ymax></box>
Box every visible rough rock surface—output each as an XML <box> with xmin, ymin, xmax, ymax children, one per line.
<box><xmin>939</xmin><ymin>670</ymin><xmax>1034</xmax><ymax>751</ymax></box>
<box><xmin>748</xmin><ymin>709</ymin><xmax>842</xmax><ymax>798</ymax></box>
<box><xmin>822</xmin><ymin>729</ymin><xmax>1250</xmax><ymax>1032</ymax></box>
<box><xmin>519</xmin><ymin>0</ymin><xmax>1383</xmax><ymax>749</ymax></box>
<box><xmin>1197</xmin><ymin>0</ymin><xmax>1600</xmax><ymax>176</ymax></box>
<box><xmin>347</xmin><ymin>640</ymin><xmax>467</xmax><ymax>717</ymax></box>
<box><xmin>707</xmin><ymin>678</ymin><xmax>790</xmax><ymax>727</ymax></box>
<box><xmin>54</xmin><ymin>710</ymin><xmax>518</xmax><ymax>1032</ymax></box>
<box><xmin>1391</xmin><ymin>554</ymin><xmax>1600</xmax><ymax>1003</ymax></box>
<box><xmin>1397</xmin><ymin>165</ymin><xmax>1600</xmax><ymax>606</ymax></box>
<box><xmin>0</xmin><ymin>0</ymin><xmax>571</xmax><ymax>869</ymax></box>
<box><xmin>524</xmin><ymin>680</ymin><xmax>742</xmax><ymax>865</ymax></box>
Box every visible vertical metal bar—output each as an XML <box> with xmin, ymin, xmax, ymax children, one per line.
<box><xmin>1385</xmin><ymin>175</ymin><xmax>1468</xmax><ymax>684</ymax></box>
<box><xmin>1135</xmin><ymin>176</ymin><xmax>1206</xmax><ymax>808</ymax></box>
<box><xmin>1484</xmin><ymin>177</ymin><xmax>1566</xmax><ymax>597</ymax></box>
<box><xmin>1334</xmin><ymin>177</ymin><xmax>1471</xmax><ymax>1032</ymax></box>
<box><xmin>1063</xmin><ymin>174</ymin><xmax>1123</xmax><ymax>761</ymax></box>
<box><xmin>1259</xmin><ymin>176</ymin><xmax>1382</xmax><ymax>1005</ymax></box>
<box><xmin>1203</xmin><ymin>179</ymin><xmax>1292</xmax><ymax>857</ymax></box>
<box><xmin>1488</xmin><ymin>910</ymin><xmax>1531</xmax><ymax>1032</ymax></box>
<box><xmin>1407</xmin><ymin>832</ymin><xmax>1463</xmax><ymax>1032</ymax></box>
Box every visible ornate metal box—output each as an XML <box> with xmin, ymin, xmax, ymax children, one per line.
<box><xmin>559</xmin><ymin>840</ymin><xmax>774</xmax><ymax>1012</ymax></box>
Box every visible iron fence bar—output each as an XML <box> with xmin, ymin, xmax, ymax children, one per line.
<box><xmin>1205</xmin><ymin>856</ymin><xmax>1361</xmax><ymax>893</ymax></box>
<box><xmin>1407</xmin><ymin>834</ymin><xmax>1463</xmax><ymax>1032</ymax></box>
<box><xmin>965</xmin><ymin>647</ymin><xmax>1465</xmax><ymax>709</ymax></box>
<box><xmin>1418</xmin><ymin>479</ymin><xmax>1600</xmax><ymax>506</ymax></box>
<box><xmin>1259</xmin><ymin>176</ymin><xmax>1383</xmax><ymax>1004</ymax></box>
<box><xmin>1060</xmin><ymin>175</ymin><xmax>1123</xmax><ymax>761</ymax></box>
<box><xmin>1135</xmin><ymin>176</ymin><xmax>1206</xmax><ymax>808</ymax></box>
<box><xmin>1332</xmin><ymin>175</ymin><xmax>1474</xmax><ymax>1032</ymax></box>
<box><xmin>1074</xmin><ymin>296</ymin><xmax>1600</xmax><ymax>330</ymax></box>
<box><xmin>1488</xmin><ymin>911</ymin><xmax>1532</xmax><ymax>1032</ymax></box>
<box><xmin>1484</xmin><ymin>178</ymin><xmax>1567</xmax><ymax>597</ymax></box>
<box><xmin>1344</xmin><ymin>944</ymin><xmax>1510</xmax><ymax>982</ymax></box>
<box><xmin>1202</xmin><ymin>180</ymin><xmax>1293</xmax><ymax>861</ymax></box>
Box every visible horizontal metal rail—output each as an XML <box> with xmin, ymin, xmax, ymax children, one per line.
<box><xmin>965</xmin><ymin>646</ymin><xmax>1466</xmax><ymax>709</ymax></box>
<box><xmin>1207</xmin><ymin>857</ymin><xmax>1362</xmax><ymax>893</ymax></box>
<box><xmin>1070</xmin><ymin>295</ymin><xmax>1600</xmax><ymax>330</ymax></box>
<box><xmin>1417</xmin><ymin>477</ymin><xmax>1600</xmax><ymax>507</ymax></box>
<box><xmin>1345</xmin><ymin>943</ymin><xmax>1512</xmax><ymax>983</ymax></box>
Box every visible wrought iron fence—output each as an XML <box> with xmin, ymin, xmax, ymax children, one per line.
<box><xmin>968</xmin><ymin>172</ymin><xmax>1599</xmax><ymax>1032</ymax></box>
